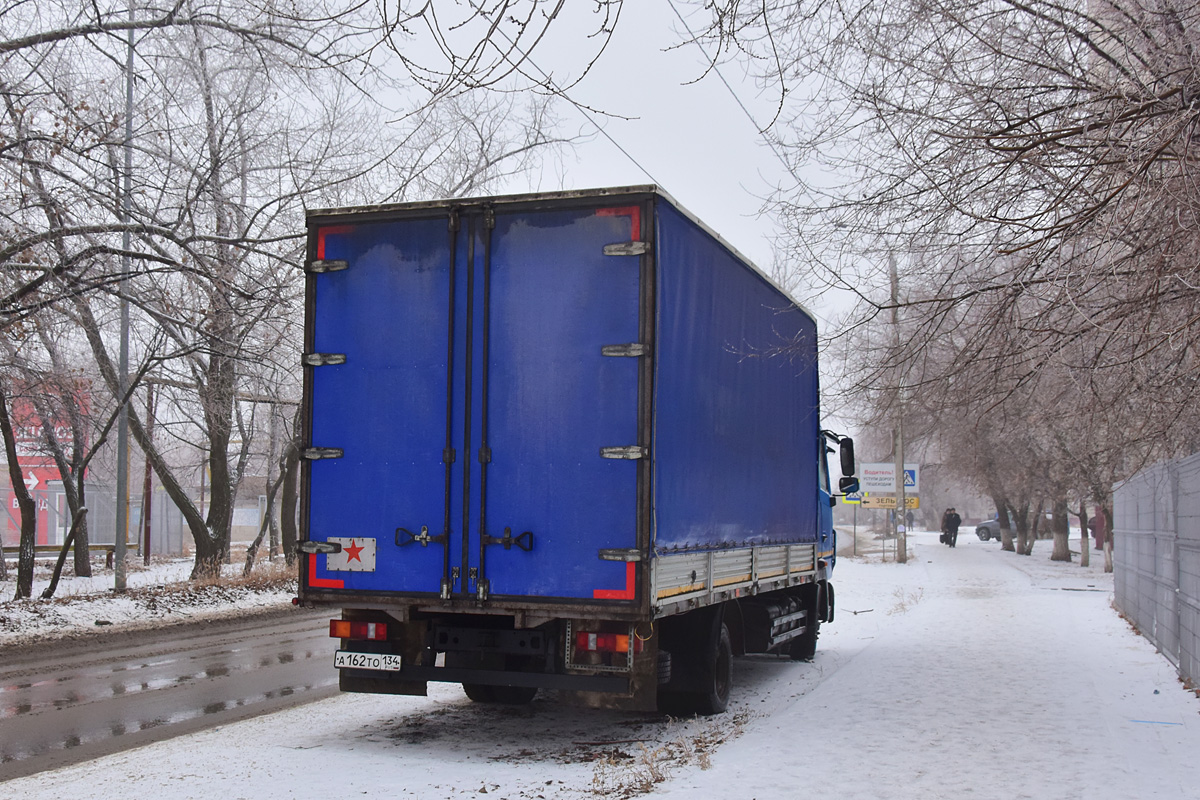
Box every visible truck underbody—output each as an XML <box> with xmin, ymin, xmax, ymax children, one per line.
<box><xmin>311</xmin><ymin>547</ymin><xmax>835</xmax><ymax>715</ymax></box>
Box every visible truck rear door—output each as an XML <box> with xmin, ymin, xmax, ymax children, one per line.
<box><xmin>303</xmin><ymin>201</ymin><xmax>647</xmax><ymax>603</ymax></box>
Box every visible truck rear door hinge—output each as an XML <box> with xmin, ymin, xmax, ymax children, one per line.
<box><xmin>301</xmin><ymin>352</ymin><xmax>346</xmax><ymax>367</ymax></box>
<box><xmin>297</xmin><ymin>540</ymin><xmax>342</xmax><ymax>555</ymax></box>
<box><xmin>600</xmin><ymin>446</ymin><xmax>647</xmax><ymax>460</ymax></box>
<box><xmin>302</xmin><ymin>447</ymin><xmax>344</xmax><ymax>460</ymax></box>
<box><xmin>601</xmin><ymin>343</ymin><xmax>648</xmax><ymax>358</ymax></box>
<box><xmin>305</xmin><ymin>259</ymin><xmax>348</xmax><ymax>274</ymax></box>
<box><xmin>603</xmin><ymin>241</ymin><xmax>649</xmax><ymax>257</ymax></box>
<box><xmin>599</xmin><ymin>548</ymin><xmax>642</xmax><ymax>562</ymax></box>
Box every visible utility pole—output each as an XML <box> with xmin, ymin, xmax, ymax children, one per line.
<box><xmin>890</xmin><ymin>254</ymin><xmax>907</xmax><ymax>564</ymax></box>
<box><xmin>114</xmin><ymin>3</ymin><xmax>135</xmax><ymax>592</ymax></box>
<box><xmin>142</xmin><ymin>384</ymin><xmax>154</xmax><ymax>566</ymax></box>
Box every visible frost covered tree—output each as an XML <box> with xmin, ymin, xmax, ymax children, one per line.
<box><xmin>684</xmin><ymin>0</ymin><xmax>1200</xmax><ymax>549</ymax></box>
<box><xmin>0</xmin><ymin>1</ymin><xmax>620</xmax><ymax>579</ymax></box>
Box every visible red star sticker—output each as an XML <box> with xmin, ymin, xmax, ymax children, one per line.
<box><xmin>344</xmin><ymin>540</ymin><xmax>364</xmax><ymax>562</ymax></box>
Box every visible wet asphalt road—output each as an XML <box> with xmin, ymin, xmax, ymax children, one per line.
<box><xmin>0</xmin><ymin>607</ymin><xmax>338</xmax><ymax>782</ymax></box>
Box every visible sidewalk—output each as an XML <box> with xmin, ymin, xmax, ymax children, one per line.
<box><xmin>837</xmin><ymin>521</ymin><xmax>909</xmax><ymax>561</ymax></box>
<box><xmin>658</xmin><ymin>529</ymin><xmax>1200</xmax><ymax>799</ymax></box>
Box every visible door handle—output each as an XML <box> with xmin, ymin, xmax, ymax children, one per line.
<box><xmin>395</xmin><ymin>526</ymin><xmax>447</xmax><ymax>547</ymax></box>
<box><xmin>482</xmin><ymin>527</ymin><xmax>533</xmax><ymax>552</ymax></box>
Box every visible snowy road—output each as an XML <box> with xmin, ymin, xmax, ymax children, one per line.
<box><xmin>4</xmin><ymin>530</ymin><xmax>1199</xmax><ymax>799</ymax></box>
<box><xmin>0</xmin><ymin>608</ymin><xmax>336</xmax><ymax>781</ymax></box>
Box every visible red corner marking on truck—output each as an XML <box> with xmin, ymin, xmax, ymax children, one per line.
<box><xmin>316</xmin><ymin>225</ymin><xmax>355</xmax><ymax>260</ymax></box>
<box><xmin>597</xmin><ymin>206</ymin><xmax>641</xmax><ymax>241</ymax></box>
<box><xmin>593</xmin><ymin>561</ymin><xmax>636</xmax><ymax>600</ymax></box>
<box><xmin>307</xmin><ymin>553</ymin><xmax>344</xmax><ymax>589</ymax></box>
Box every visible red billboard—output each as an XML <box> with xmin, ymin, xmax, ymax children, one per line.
<box><xmin>2</xmin><ymin>382</ymin><xmax>90</xmax><ymax>547</ymax></box>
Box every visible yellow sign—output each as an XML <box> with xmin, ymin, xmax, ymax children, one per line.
<box><xmin>862</xmin><ymin>495</ymin><xmax>919</xmax><ymax>509</ymax></box>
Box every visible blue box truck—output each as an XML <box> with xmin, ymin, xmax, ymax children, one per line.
<box><xmin>297</xmin><ymin>186</ymin><xmax>857</xmax><ymax>714</ymax></box>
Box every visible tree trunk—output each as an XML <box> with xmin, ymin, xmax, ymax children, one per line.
<box><xmin>0</xmin><ymin>385</ymin><xmax>38</xmax><ymax>599</ymax></box>
<box><xmin>280</xmin><ymin>438</ymin><xmax>300</xmax><ymax>568</ymax></box>
<box><xmin>1050</xmin><ymin>499</ymin><xmax>1071</xmax><ymax>562</ymax></box>
<box><xmin>1011</xmin><ymin>503</ymin><xmax>1032</xmax><ymax>556</ymax></box>
<box><xmin>1076</xmin><ymin>503</ymin><xmax>1090</xmax><ymax>568</ymax></box>
<box><xmin>267</xmin><ymin>411</ymin><xmax>279</xmax><ymax>561</ymax></box>
<box><xmin>1024</xmin><ymin>502</ymin><xmax>1043</xmax><ymax>554</ymax></box>
<box><xmin>69</xmin><ymin>483</ymin><xmax>91</xmax><ymax>577</ymax></box>
<box><xmin>1102</xmin><ymin>502</ymin><xmax>1114</xmax><ymax>574</ymax></box>
<box><xmin>192</xmin><ymin>495</ymin><xmax>228</xmax><ymax>581</ymax></box>
<box><xmin>993</xmin><ymin>496</ymin><xmax>1015</xmax><ymax>552</ymax></box>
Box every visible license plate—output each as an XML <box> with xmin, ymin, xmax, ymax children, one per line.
<box><xmin>334</xmin><ymin>650</ymin><xmax>402</xmax><ymax>671</ymax></box>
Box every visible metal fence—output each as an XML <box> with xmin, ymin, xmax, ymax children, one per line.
<box><xmin>1</xmin><ymin>483</ymin><xmax>188</xmax><ymax>556</ymax></box>
<box><xmin>2</xmin><ymin>481</ymin><xmax>272</xmax><ymax>558</ymax></box>
<box><xmin>1113</xmin><ymin>453</ymin><xmax>1200</xmax><ymax>689</ymax></box>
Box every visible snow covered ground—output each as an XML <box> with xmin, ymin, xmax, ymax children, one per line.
<box><xmin>0</xmin><ymin>555</ymin><xmax>295</xmax><ymax>647</ymax></box>
<box><xmin>3</xmin><ymin>529</ymin><xmax>1199</xmax><ymax>799</ymax></box>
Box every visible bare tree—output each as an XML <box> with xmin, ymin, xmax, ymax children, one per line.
<box><xmin>0</xmin><ymin>1</ymin><xmax>631</xmax><ymax>584</ymax></box>
<box><xmin>0</xmin><ymin>378</ymin><xmax>36</xmax><ymax>598</ymax></box>
<box><xmin>683</xmin><ymin>0</ymin><xmax>1200</xmax><ymax>478</ymax></box>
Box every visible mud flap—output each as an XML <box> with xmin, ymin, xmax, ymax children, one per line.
<box><xmin>657</xmin><ymin>604</ymin><xmax>726</xmax><ymax>695</ymax></box>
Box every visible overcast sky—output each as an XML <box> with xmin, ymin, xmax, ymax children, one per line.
<box><xmin>490</xmin><ymin>2</ymin><xmax>842</xmax><ymax>322</ymax></box>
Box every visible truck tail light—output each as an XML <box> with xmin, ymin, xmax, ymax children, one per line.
<box><xmin>329</xmin><ymin>620</ymin><xmax>388</xmax><ymax>641</ymax></box>
<box><xmin>575</xmin><ymin>631</ymin><xmax>641</xmax><ymax>654</ymax></box>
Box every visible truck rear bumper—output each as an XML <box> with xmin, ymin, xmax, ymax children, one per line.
<box><xmin>339</xmin><ymin>664</ymin><xmax>628</xmax><ymax>694</ymax></box>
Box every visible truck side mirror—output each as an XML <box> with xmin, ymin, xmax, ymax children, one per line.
<box><xmin>839</xmin><ymin>438</ymin><xmax>856</xmax><ymax>477</ymax></box>
<box><xmin>839</xmin><ymin>476</ymin><xmax>860</xmax><ymax>494</ymax></box>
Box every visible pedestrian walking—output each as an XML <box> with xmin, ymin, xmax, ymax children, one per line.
<box><xmin>946</xmin><ymin>508</ymin><xmax>962</xmax><ymax>547</ymax></box>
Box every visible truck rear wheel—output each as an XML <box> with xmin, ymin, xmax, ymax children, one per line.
<box><xmin>655</xmin><ymin>607</ymin><xmax>733</xmax><ymax>716</ymax></box>
<box><xmin>789</xmin><ymin>590</ymin><xmax>820</xmax><ymax>662</ymax></box>
<box><xmin>462</xmin><ymin>683</ymin><xmax>537</xmax><ymax>704</ymax></box>
<box><xmin>463</xmin><ymin>683</ymin><xmax>496</xmax><ymax>702</ymax></box>
<box><xmin>694</xmin><ymin>622</ymin><xmax>733</xmax><ymax>716</ymax></box>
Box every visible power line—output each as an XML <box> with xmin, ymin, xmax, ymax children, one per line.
<box><xmin>466</xmin><ymin>1</ymin><xmax>662</xmax><ymax>185</ymax></box>
<box><xmin>663</xmin><ymin>0</ymin><xmax>793</xmax><ymax>175</ymax></box>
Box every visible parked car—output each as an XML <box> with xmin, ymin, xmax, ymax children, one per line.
<box><xmin>975</xmin><ymin>515</ymin><xmax>1004</xmax><ymax>541</ymax></box>
<box><xmin>976</xmin><ymin>512</ymin><xmax>1055</xmax><ymax>540</ymax></box>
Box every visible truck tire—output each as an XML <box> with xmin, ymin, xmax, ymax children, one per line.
<box><xmin>462</xmin><ymin>683</ymin><xmax>496</xmax><ymax>703</ymax></box>
<box><xmin>462</xmin><ymin>683</ymin><xmax>537</xmax><ymax>705</ymax></box>
<box><xmin>789</xmin><ymin>595</ymin><xmax>819</xmax><ymax>662</ymax></box>
<box><xmin>694</xmin><ymin>622</ymin><xmax>733</xmax><ymax>716</ymax></box>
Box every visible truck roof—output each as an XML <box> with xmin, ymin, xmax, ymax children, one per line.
<box><xmin>307</xmin><ymin>185</ymin><xmax>814</xmax><ymax>317</ymax></box>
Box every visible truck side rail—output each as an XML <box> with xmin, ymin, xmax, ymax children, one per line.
<box><xmin>652</xmin><ymin>543</ymin><xmax>823</xmax><ymax>618</ymax></box>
